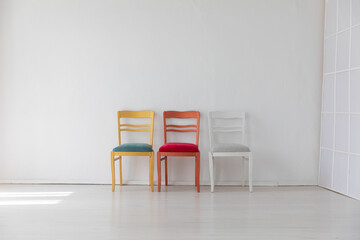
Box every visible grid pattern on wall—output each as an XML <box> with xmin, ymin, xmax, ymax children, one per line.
<box><xmin>320</xmin><ymin>0</ymin><xmax>360</xmax><ymax>199</ymax></box>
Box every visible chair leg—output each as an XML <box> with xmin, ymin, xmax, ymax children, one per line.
<box><xmin>149</xmin><ymin>156</ymin><xmax>151</xmax><ymax>186</ymax></box>
<box><xmin>149</xmin><ymin>153</ymin><xmax>154</xmax><ymax>192</ymax></box>
<box><xmin>111</xmin><ymin>152</ymin><xmax>115</xmax><ymax>192</ymax></box>
<box><xmin>157</xmin><ymin>152</ymin><xmax>161</xmax><ymax>192</ymax></box>
<box><xmin>195</xmin><ymin>158</ymin><xmax>197</xmax><ymax>187</ymax></box>
<box><xmin>249</xmin><ymin>153</ymin><xmax>253</xmax><ymax>192</ymax></box>
<box><xmin>196</xmin><ymin>153</ymin><xmax>200</xmax><ymax>192</ymax></box>
<box><xmin>119</xmin><ymin>156</ymin><xmax>123</xmax><ymax>186</ymax></box>
<box><xmin>241</xmin><ymin>157</ymin><xmax>246</xmax><ymax>187</ymax></box>
<box><xmin>209</xmin><ymin>152</ymin><xmax>214</xmax><ymax>193</ymax></box>
<box><xmin>165</xmin><ymin>157</ymin><xmax>168</xmax><ymax>186</ymax></box>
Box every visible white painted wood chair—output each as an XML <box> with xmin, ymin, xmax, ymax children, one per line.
<box><xmin>208</xmin><ymin>111</ymin><xmax>253</xmax><ymax>192</ymax></box>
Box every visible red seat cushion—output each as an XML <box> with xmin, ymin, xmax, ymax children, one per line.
<box><xmin>159</xmin><ymin>143</ymin><xmax>199</xmax><ymax>152</ymax></box>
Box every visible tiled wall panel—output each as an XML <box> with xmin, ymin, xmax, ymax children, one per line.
<box><xmin>320</xmin><ymin>0</ymin><xmax>360</xmax><ymax>199</ymax></box>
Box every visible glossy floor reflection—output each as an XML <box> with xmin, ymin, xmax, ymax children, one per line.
<box><xmin>0</xmin><ymin>185</ymin><xmax>359</xmax><ymax>239</ymax></box>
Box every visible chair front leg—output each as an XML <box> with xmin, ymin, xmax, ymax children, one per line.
<box><xmin>157</xmin><ymin>152</ymin><xmax>161</xmax><ymax>192</ymax></box>
<box><xmin>209</xmin><ymin>153</ymin><xmax>214</xmax><ymax>193</ymax></box>
<box><xmin>149</xmin><ymin>153</ymin><xmax>154</xmax><ymax>192</ymax></box>
<box><xmin>241</xmin><ymin>157</ymin><xmax>246</xmax><ymax>187</ymax></box>
<box><xmin>249</xmin><ymin>153</ymin><xmax>253</xmax><ymax>192</ymax></box>
<box><xmin>196</xmin><ymin>152</ymin><xmax>200</xmax><ymax>192</ymax></box>
<box><xmin>111</xmin><ymin>152</ymin><xmax>115</xmax><ymax>192</ymax></box>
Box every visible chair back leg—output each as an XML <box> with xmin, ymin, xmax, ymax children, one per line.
<box><xmin>165</xmin><ymin>157</ymin><xmax>168</xmax><ymax>186</ymax></box>
<box><xmin>195</xmin><ymin>159</ymin><xmax>197</xmax><ymax>187</ymax></box>
<box><xmin>118</xmin><ymin>156</ymin><xmax>123</xmax><ymax>186</ymax></box>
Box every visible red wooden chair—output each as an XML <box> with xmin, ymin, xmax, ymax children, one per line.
<box><xmin>157</xmin><ymin>111</ymin><xmax>200</xmax><ymax>192</ymax></box>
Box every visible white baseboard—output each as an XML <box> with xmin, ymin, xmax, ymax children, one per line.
<box><xmin>0</xmin><ymin>179</ymin><xmax>316</xmax><ymax>186</ymax></box>
<box><xmin>319</xmin><ymin>185</ymin><xmax>360</xmax><ymax>200</ymax></box>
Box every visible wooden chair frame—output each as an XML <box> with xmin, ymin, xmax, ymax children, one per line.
<box><xmin>111</xmin><ymin>110</ymin><xmax>155</xmax><ymax>192</ymax></box>
<box><xmin>157</xmin><ymin>111</ymin><xmax>201</xmax><ymax>192</ymax></box>
<box><xmin>208</xmin><ymin>111</ymin><xmax>253</xmax><ymax>192</ymax></box>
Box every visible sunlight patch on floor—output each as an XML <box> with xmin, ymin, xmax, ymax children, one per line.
<box><xmin>0</xmin><ymin>191</ymin><xmax>73</xmax><ymax>205</ymax></box>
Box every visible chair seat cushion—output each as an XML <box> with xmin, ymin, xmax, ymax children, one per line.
<box><xmin>212</xmin><ymin>143</ymin><xmax>250</xmax><ymax>152</ymax></box>
<box><xmin>159</xmin><ymin>143</ymin><xmax>199</xmax><ymax>152</ymax></box>
<box><xmin>113</xmin><ymin>143</ymin><xmax>153</xmax><ymax>152</ymax></box>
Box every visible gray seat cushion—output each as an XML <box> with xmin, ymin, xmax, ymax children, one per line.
<box><xmin>212</xmin><ymin>143</ymin><xmax>250</xmax><ymax>152</ymax></box>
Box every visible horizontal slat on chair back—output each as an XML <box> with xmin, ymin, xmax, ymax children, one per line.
<box><xmin>166</xmin><ymin>129</ymin><xmax>197</xmax><ymax>133</ymax></box>
<box><xmin>119</xmin><ymin>128</ymin><xmax>151</xmax><ymax>132</ymax></box>
<box><xmin>164</xmin><ymin>111</ymin><xmax>200</xmax><ymax>119</ymax></box>
<box><xmin>166</xmin><ymin>124</ymin><xmax>197</xmax><ymax>128</ymax></box>
<box><xmin>119</xmin><ymin>124</ymin><xmax>152</xmax><ymax>132</ymax></box>
<box><xmin>118</xmin><ymin>110</ymin><xmax>154</xmax><ymax>118</ymax></box>
<box><xmin>209</xmin><ymin>111</ymin><xmax>245</xmax><ymax>119</ymax></box>
<box><xmin>212</xmin><ymin>126</ymin><xmax>245</xmax><ymax>133</ymax></box>
<box><xmin>165</xmin><ymin>124</ymin><xmax>197</xmax><ymax>133</ymax></box>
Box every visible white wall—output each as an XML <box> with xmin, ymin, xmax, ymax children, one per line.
<box><xmin>319</xmin><ymin>0</ymin><xmax>360</xmax><ymax>199</ymax></box>
<box><xmin>0</xmin><ymin>0</ymin><xmax>324</xmax><ymax>186</ymax></box>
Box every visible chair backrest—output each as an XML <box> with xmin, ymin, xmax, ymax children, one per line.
<box><xmin>208</xmin><ymin>111</ymin><xmax>246</xmax><ymax>147</ymax></box>
<box><xmin>117</xmin><ymin>110</ymin><xmax>155</xmax><ymax>147</ymax></box>
<box><xmin>163</xmin><ymin>111</ymin><xmax>200</xmax><ymax>146</ymax></box>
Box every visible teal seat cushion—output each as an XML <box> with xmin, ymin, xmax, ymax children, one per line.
<box><xmin>113</xmin><ymin>143</ymin><xmax>153</xmax><ymax>152</ymax></box>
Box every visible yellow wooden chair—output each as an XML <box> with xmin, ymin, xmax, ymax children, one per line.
<box><xmin>111</xmin><ymin>110</ymin><xmax>155</xmax><ymax>192</ymax></box>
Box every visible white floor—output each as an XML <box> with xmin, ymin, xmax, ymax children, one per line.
<box><xmin>0</xmin><ymin>185</ymin><xmax>359</xmax><ymax>240</ymax></box>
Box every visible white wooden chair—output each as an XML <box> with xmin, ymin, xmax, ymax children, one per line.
<box><xmin>208</xmin><ymin>111</ymin><xmax>253</xmax><ymax>192</ymax></box>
